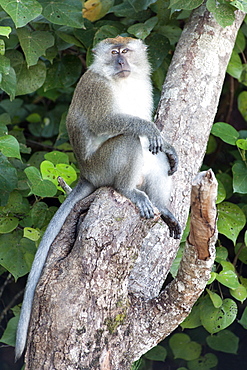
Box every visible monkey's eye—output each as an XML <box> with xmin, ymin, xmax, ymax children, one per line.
<box><xmin>111</xmin><ymin>49</ymin><xmax>118</xmax><ymax>55</ymax></box>
<box><xmin>122</xmin><ymin>48</ymin><xmax>129</xmax><ymax>54</ymax></box>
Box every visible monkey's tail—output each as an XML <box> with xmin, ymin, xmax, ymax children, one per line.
<box><xmin>15</xmin><ymin>179</ymin><xmax>95</xmax><ymax>361</ymax></box>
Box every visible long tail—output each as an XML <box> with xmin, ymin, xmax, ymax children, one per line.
<box><xmin>15</xmin><ymin>179</ymin><xmax>95</xmax><ymax>360</ymax></box>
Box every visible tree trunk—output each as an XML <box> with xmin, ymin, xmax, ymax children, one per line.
<box><xmin>25</xmin><ymin>4</ymin><xmax>245</xmax><ymax>370</ymax></box>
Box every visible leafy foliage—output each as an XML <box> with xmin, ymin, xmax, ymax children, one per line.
<box><xmin>0</xmin><ymin>1</ymin><xmax>246</xmax><ymax>370</ymax></box>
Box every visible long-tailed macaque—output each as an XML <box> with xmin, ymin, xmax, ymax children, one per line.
<box><xmin>15</xmin><ymin>36</ymin><xmax>181</xmax><ymax>360</ymax></box>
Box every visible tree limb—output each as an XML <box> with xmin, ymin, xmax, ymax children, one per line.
<box><xmin>25</xmin><ymin>4</ymin><xmax>245</xmax><ymax>369</ymax></box>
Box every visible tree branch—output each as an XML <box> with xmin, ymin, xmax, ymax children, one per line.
<box><xmin>25</xmin><ymin>4</ymin><xmax>245</xmax><ymax>369</ymax></box>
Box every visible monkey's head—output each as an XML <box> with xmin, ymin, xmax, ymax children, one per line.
<box><xmin>90</xmin><ymin>36</ymin><xmax>151</xmax><ymax>80</ymax></box>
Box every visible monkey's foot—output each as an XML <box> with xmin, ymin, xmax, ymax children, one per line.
<box><xmin>137</xmin><ymin>197</ymin><xmax>155</xmax><ymax>219</ymax></box>
<box><xmin>161</xmin><ymin>211</ymin><xmax>181</xmax><ymax>239</ymax></box>
<box><xmin>165</xmin><ymin>150</ymin><xmax>178</xmax><ymax>176</ymax></box>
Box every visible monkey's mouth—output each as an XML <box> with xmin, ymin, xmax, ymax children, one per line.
<box><xmin>116</xmin><ymin>70</ymin><xmax>131</xmax><ymax>78</ymax></box>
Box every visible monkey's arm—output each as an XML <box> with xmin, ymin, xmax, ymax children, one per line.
<box><xmin>94</xmin><ymin>113</ymin><xmax>164</xmax><ymax>154</ymax></box>
<box><xmin>67</xmin><ymin>72</ymin><xmax>163</xmax><ymax>155</ymax></box>
<box><xmin>86</xmin><ymin>112</ymin><xmax>179</xmax><ymax>170</ymax></box>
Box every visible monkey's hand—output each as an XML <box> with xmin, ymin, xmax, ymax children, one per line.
<box><xmin>162</xmin><ymin>141</ymin><xmax>178</xmax><ymax>176</ymax></box>
<box><xmin>148</xmin><ymin>134</ymin><xmax>163</xmax><ymax>155</ymax></box>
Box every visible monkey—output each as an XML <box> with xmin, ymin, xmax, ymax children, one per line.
<box><xmin>15</xmin><ymin>36</ymin><xmax>181</xmax><ymax>360</ymax></box>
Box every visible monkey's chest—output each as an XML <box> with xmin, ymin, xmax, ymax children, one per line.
<box><xmin>112</xmin><ymin>79</ymin><xmax>152</xmax><ymax>120</ymax></box>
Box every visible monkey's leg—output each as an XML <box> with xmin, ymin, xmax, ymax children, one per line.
<box><xmin>81</xmin><ymin>135</ymin><xmax>155</xmax><ymax>220</ymax></box>
<box><xmin>112</xmin><ymin>136</ymin><xmax>158</xmax><ymax>219</ymax></box>
<box><xmin>142</xmin><ymin>151</ymin><xmax>181</xmax><ymax>239</ymax></box>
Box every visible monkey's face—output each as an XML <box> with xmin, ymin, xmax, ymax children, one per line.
<box><xmin>110</xmin><ymin>46</ymin><xmax>131</xmax><ymax>78</ymax></box>
<box><xmin>91</xmin><ymin>37</ymin><xmax>151</xmax><ymax>80</ymax></box>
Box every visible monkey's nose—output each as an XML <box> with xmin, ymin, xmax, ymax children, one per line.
<box><xmin>117</xmin><ymin>55</ymin><xmax>125</xmax><ymax>67</ymax></box>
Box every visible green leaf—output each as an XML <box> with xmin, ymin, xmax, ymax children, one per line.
<box><xmin>11</xmin><ymin>51</ymin><xmax>46</xmax><ymax>95</ymax></box>
<box><xmin>211</xmin><ymin>122</ymin><xmax>239</xmax><ymax>145</ymax></box>
<box><xmin>240</xmin><ymin>65</ymin><xmax>247</xmax><ymax>87</ymax></box>
<box><xmin>206</xmin><ymin>135</ymin><xmax>217</xmax><ymax>155</ymax></box>
<box><xmin>170</xmin><ymin>243</ymin><xmax>184</xmax><ymax>277</ymax></box>
<box><xmin>40</xmin><ymin>0</ymin><xmax>84</xmax><ymax>28</ymax></box>
<box><xmin>216</xmin><ymin>173</ymin><xmax>233</xmax><ymax>199</ymax></box>
<box><xmin>128</xmin><ymin>0</ymin><xmax>157</xmax><ymax>11</ymax></box>
<box><xmin>40</xmin><ymin>160</ymin><xmax>77</xmax><ymax>191</ymax></box>
<box><xmin>216</xmin><ymin>270</ymin><xmax>240</xmax><ymax>289</ymax></box>
<box><xmin>227</xmin><ymin>51</ymin><xmax>242</xmax><ymax>79</ymax></box>
<box><xmin>169</xmin><ymin>0</ymin><xmax>203</xmax><ymax>10</ymax></box>
<box><xmin>216</xmin><ymin>179</ymin><xmax>226</xmax><ymax>204</ymax></box>
<box><xmin>0</xmin><ymin>216</ymin><xmax>18</xmax><ymax>233</ymax></box>
<box><xmin>17</xmin><ymin>27</ymin><xmax>55</xmax><ymax>67</ymax></box>
<box><xmin>56</xmin><ymin>163</ymin><xmax>77</xmax><ymax>185</ymax></box>
<box><xmin>230</xmin><ymin>284</ymin><xmax>247</xmax><ymax>302</ymax></box>
<box><xmin>169</xmin><ymin>333</ymin><xmax>202</xmax><ymax>361</ymax></box>
<box><xmin>206</xmin><ymin>330</ymin><xmax>239</xmax><ymax>354</ymax></box>
<box><xmin>217</xmin><ymin>202</ymin><xmax>246</xmax><ymax>244</ymax></box>
<box><xmin>0</xmin><ymin>134</ymin><xmax>21</xmax><ymax>159</ymax></box>
<box><xmin>44</xmin><ymin>151</ymin><xmax>69</xmax><ymax>165</ymax></box>
<box><xmin>238</xmin><ymin>91</ymin><xmax>247</xmax><ymax>121</ymax></box>
<box><xmin>0</xmin><ymin>26</ymin><xmax>11</xmax><ymax>38</ymax></box>
<box><xmin>0</xmin><ymin>66</ymin><xmax>16</xmax><ymax>100</ymax></box>
<box><xmin>30</xmin><ymin>201</ymin><xmax>48</xmax><ymax>229</ymax></box>
<box><xmin>0</xmin><ymin>190</ymin><xmax>29</xmax><ymax>215</ymax></box>
<box><xmin>24</xmin><ymin>166</ymin><xmax>57</xmax><ymax>197</ymax></box>
<box><xmin>74</xmin><ymin>23</ymin><xmax>96</xmax><ymax>49</ymax></box>
<box><xmin>0</xmin><ymin>153</ymin><xmax>18</xmax><ymax>206</ymax></box>
<box><xmin>0</xmin><ymin>315</ymin><xmax>19</xmax><ymax>346</ymax></box>
<box><xmin>207</xmin><ymin>271</ymin><xmax>217</xmax><ymax>285</ymax></box>
<box><xmin>131</xmin><ymin>358</ymin><xmax>146</xmax><ymax>370</ymax></box>
<box><xmin>200</xmin><ymin>296</ymin><xmax>237</xmax><ymax>334</ymax></box>
<box><xmin>236</xmin><ymin>138</ymin><xmax>247</xmax><ymax>150</ymax></box>
<box><xmin>219</xmin><ymin>260</ymin><xmax>235</xmax><ymax>272</ymax></box>
<box><xmin>187</xmin><ymin>353</ymin><xmax>218</xmax><ymax>370</ymax></box>
<box><xmin>238</xmin><ymin>306</ymin><xmax>247</xmax><ymax>329</ymax></box>
<box><xmin>206</xmin><ymin>289</ymin><xmax>223</xmax><ymax>308</ymax></box>
<box><xmin>232</xmin><ymin>161</ymin><xmax>247</xmax><ymax>194</ymax></box>
<box><xmin>145</xmin><ymin>33</ymin><xmax>170</xmax><ymax>70</ymax></box>
<box><xmin>0</xmin><ymin>113</ymin><xmax>10</xmax><ymax>134</ymax></box>
<box><xmin>156</xmin><ymin>24</ymin><xmax>182</xmax><ymax>45</ymax></box>
<box><xmin>206</xmin><ymin>0</ymin><xmax>235</xmax><ymax>27</ymax></box>
<box><xmin>0</xmin><ymin>39</ymin><xmax>5</xmax><ymax>56</ymax></box>
<box><xmin>128</xmin><ymin>16</ymin><xmax>158</xmax><ymax>39</ymax></box>
<box><xmin>0</xmin><ymin>0</ymin><xmax>42</xmax><ymax>28</ymax></box>
<box><xmin>144</xmin><ymin>345</ymin><xmax>167</xmax><ymax>361</ymax></box>
<box><xmin>0</xmin><ymin>230</ymin><xmax>36</xmax><ymax>280</ymax></box>
<box><xmin>231</xmin><ymin>0</ymin><xmax>247</xmax><ymax>12</ymax></box>
<box><xmin>234</xmin><ymin>30</ymin><xmax>246</xmax><ymax>54</ymax></box>
<box><xmin>0</xmin><ymin>55</ymin><xmax>10</xmax><ymax>74</ymax></box>
<box><xmin>127</xmin><ymin>23</ymin><xmax>151</xmax><ymax>40</ymax></box>
<box><xmin>235</xmin><ymin>243</ymin><xmax>247</xmax><ymax>264</ymax></box>
<box><xmin>26</xmin><ymin>112</ymin><xmax>42</xmax><ymax>124</ymax></box>
<box><xmin>40</xmin><ymin>160</ymin><xmax>58</xmax><ymax>185</ymax></box>
<box><xmin>24</xmin><ymin>227</ymin><xmax>41</xmax><ymax>241</ymax></box>
<box><xmin>93</xmin><ymin>25</ymin><xmax>120</xmax><ymax>46</ymax></box>
<box><xmin>180</xmin><ymin>299</ymin><xmax>202</xmax><ymax>329</ymax></box>
<box><xmin>55</xmin><ymin>29</ymin><xmax>84</xmax><ymax>48</ymax></box>
<box><xmin>43</xmin><ymin>55</ymin><xmax>81</xmax><ymax>91</ymax></box>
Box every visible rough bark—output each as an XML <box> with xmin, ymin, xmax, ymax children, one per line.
<box><xmin>25</xmin><ymin>4</ymin><xmax>245</xmax><ymax>370</ymax></box>
<box><xmin>26</xmin><ymin>171</ymin><xmax>217</xmax><ymax>370</ymax></box>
